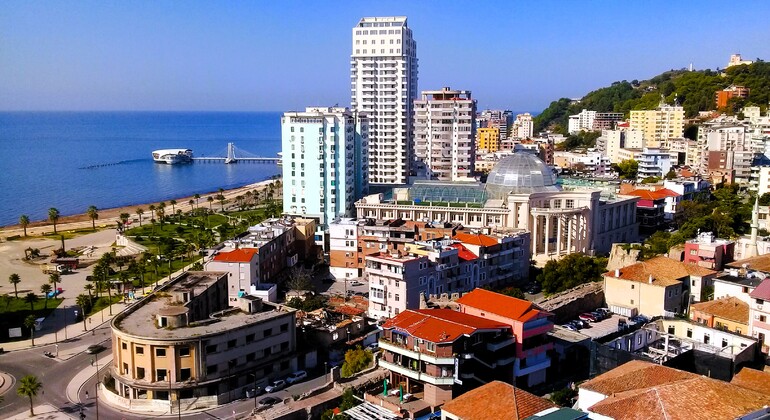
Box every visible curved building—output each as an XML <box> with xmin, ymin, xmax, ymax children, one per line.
<box><xmin>356</xmin><ymin>152</ymin><xmax>638</xmax><ymax>264</ymax></box>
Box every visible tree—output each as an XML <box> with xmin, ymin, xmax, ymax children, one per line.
<box><xmin>496</xmin><ymin>286</ymin><xmax>525</xmax><ymax>299</ymax></box>
<box><xmin>84</xmin><ymin>283</ymin><xmax>94</xmax><ymax>298</ymax></box>
<box><xmin>217</xmin><ymin>194</ymin><xmax>226</xmax><ymax>212</ymax></box>
<box><xmin>194</xmin><ymin>193</ymin><xmax>201</xmax><ymax>209</ymax></box>
<box><xmin>24</xmin><ymin>292</ymin><xmax>39</xmax><ymax>312</ymax></box>
<box><xmin>49</xmin><ymin>272</ymin><xmax>61</xmax><ymax>294</ymax></box>
<box><xmin>341</xmin><ymin>346</ymin><xmax>372</xmax><ymax>378</ymax></box>
<box><xmin>136</xmin><ymin>207</ymin><xmax>144</xmax><ymax>227</ymax></box>
<box><xmin>537</xmin><ymin>254</ymin><xmax>606</xmax><ymax>295</ymax></box>
<box><xmin>120</xmin><ymin>213</ymin><xmax>130</xmax><ymax>225</ymax></box>
<box><xmin>612</xmin><ymin>159</ymin><xmax>638</xmax><ymax>179</ymax></box>
<box><xmin>40</xmin><ymin>284</ymin><xmax>52</xmax><ymax>308</ymax></box>
<box><xmin>760</xmin><ymin>193</ymin><xmax>770</xmax><ymax>207</ymax></box>
<box><xmin>207</xmin><ymin>196</ymin><xmax>214</xmax><ymax>211</ymax></box>
<box><xmin>149</xmin><ymin>204</ymin><xmax>156</xmax><ymax>220</ymax></box>
<box><xmin>87</xmin><ymin>205</ymin><xmax>99</xmax><ymax>230</ymax></box>
<box><xmin>170</xmin><ymin>199</ymin><xmax>177</xmax><ymax>215</ymax></box>
<box><xmin>17</xmin><ymin>375</ymin><xmax>42</xmax><ymax>416</ymax></box>
<box><xmin>0</xmin><ymin>294</ymin><xmax>11</xmax><ymax>310</ymax></box>
<box><xmin>286</xmin><ymin>267</ymin><xmax>313</xmax><ymax>292</ymax></box>
<box><xmin>48</xmin><ymin>208</ymin><xmax>60</xmax><ymax>234</ymax></box>
<box><xmin>76</xmin><ymin>293</ymin><xmax>92</xmax><ymax>317</ymax></box>
<box><xmin>24</xmin><ymin>315</ymin><xmax>38</xmax><ymax>346</ymax></box>
<box><xmin>19</xmin><ymin>214</ymin><xmax>30</xmax><ymax>237</ymax></box>
<box><xmin>8</xmin><ymin>273</ymin><xmax>21</xmax><ymax>298</ymax></box>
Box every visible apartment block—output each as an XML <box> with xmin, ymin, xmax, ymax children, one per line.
<box><xmin>592</xmin><ymin>112</ymin><xmax>624</xmax><ymax>131</ymax></box>
<box><xmin>512</xmin><ymin>112</ymin><xmax>533</xmax><ymax>139</ymax></box>
<box><xmin>629</xmin><ymin>102</ymin><xmax>684</xmax><ymax>147</ymax></box>
<box><xmin>478</xmin><ymin>109</ymin><xmax>513</xmax><ymax>142</ymax></box>
<box><xmin>281</xmin><ymin>107</ymin><xmax>368</xmax><ymax>226</ymax></box>
<box><xmin>414</xmin><ymin>87</ymin><xmax>476</xmax><ymax>181</ymax></box>
<box><xmin>682</xmin><ymin>231</ymin><xmax>735</xmax><ymax>271</ymax></box>
<box><xmin>749</xmin><ymin>279</ymin><xmax>770</xmax><ymax>353</ymax></box>
<box><xmin>476</xmin><ymin>127</ymin><xmax>500</xmax><ymax>153</ymax></box>
<box><xmin>351</xmin><ymin>16</ymin><xmax>418</xmax><ymax>185</ymax></box>
<box><xmin>567</xmin><ymin>109</ymin><xmax>596</xmax><ymax>134</ymax></box>
<box><xmin>716</xmin><ymin>85</ymin><xmax>750</xmax><ymax>109</ymax></box>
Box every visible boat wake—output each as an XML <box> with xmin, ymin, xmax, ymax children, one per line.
<box><xmin>79</xmin><ymin>158</ymin><xmax>147</xmax><ymax>170</ymax></box>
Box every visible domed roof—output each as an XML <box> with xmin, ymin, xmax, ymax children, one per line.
<box><xmin>485</xmin><ymin>152</ymin><xmax>560</xmax><ymax>198</ymax></box>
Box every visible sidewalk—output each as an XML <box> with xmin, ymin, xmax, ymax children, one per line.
<box><xmin>7</xmin><ymin>405</ymin><xmax>77</xmax><ymax>420</ymax></box>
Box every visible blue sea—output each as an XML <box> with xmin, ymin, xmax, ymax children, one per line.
<box><xmin>0</xmin><ymin>112</ymin><xmax>282</xmax><ymax>227</ymax></box>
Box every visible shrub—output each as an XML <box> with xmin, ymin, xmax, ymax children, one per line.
<box><xmin>341</xmin><ymin>346</ymin><xmax>372</xmax><ymax>378</ymax></box>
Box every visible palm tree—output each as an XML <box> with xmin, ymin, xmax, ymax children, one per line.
<box><xmin>207</xmin><ymin>196</ymin><xmax>214</xmax><ymax>211</ymax></box>
<box><xmin>48</xmin><ymin>208</ymin><xmax>60</xmax><ymax>234</ymax></box>
<box><xmin>87</xmin><ymin>205</ymin><xmax>99</xmax><ymax>230</ymax></box>
<box><xmin>8</xmin><ymin>273</ymin><xmax>20</xmax><ymax>298</ymax></box>
<box><xmin>40</xmin><ymin>284</ymin><xmax>52</xmax><ymax>308</ymax></box>
<box><xmin>194</xmin><ymin>193</ymin><xmax>201</xmax><ymax>209</ymax></box>
<box><xmin>157</xmin><ymin>207</ymin><xmax>166</xmax><ymax>227</ymax></box>
<box><xmin>120</xmin><ymin>213</ymin><xmax>130</xmax><ymax>225</ymax></box>
<box><xmin>19</xmin><ymin>215</ymin><xmax>30</xmax><ymax>237</ymax></box>
<box><xmin>136</xmin><ymin>207</ymin><xmax>145</xmax><ymax>227</ymax></box>
<box><xmin>17</xmin><ymin>374</ymin><xmax>42</xmax><ymax>416</ymax></box>
<box><xmin>217</xmin><ymin>194</ymin><xmax>226</xmax><ymax>212</ymax></box>
<box><xmin>24</xmin><ymin>315</ymin><xmax>38</xmax><ymax>346</ymax></box>
<box><xmin>84</xmin><ymin>283</ymin><xmax>94</xmax><ymax>298</ymax></box>
<box><xmin>188</xmin><ymin>199</ymin><xmax>195</xmax><ymax>212</ymax></box>
<box><xmin>159</xmin><ymin>201</ymin><xmax>166</xmax><ymax>214</ymax></box>
<box><xmin>149</xmin><ymin>204</ymin><xmax>156</xmax><ymax>220</ymax></box>
<box><xmin>170</xmin><ymin>199</ymin><xmax>177</xmax><ymax>215</ymax></box>
<box><xmin>24</xmin><ymin>293</ymin><xmax>38</xmax><ymax>312</ymax></box>
<box><xmin>49</xmin><ymin>272</ymin><xmax>60</xmax><ymax>294</ymax></box>
<box><xmin>76</xmin><ymin>294</ymin><xmax>91</xmax><ymax>331</ymax></box>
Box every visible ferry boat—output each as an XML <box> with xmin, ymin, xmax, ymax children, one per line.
<box><xmin>152</xmin><ymin>149</ymin><xmax>193</xmax><ymax>164</ymax></box>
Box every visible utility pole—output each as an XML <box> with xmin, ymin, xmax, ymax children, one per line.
<box><xmin>91</xmin><ymin>356</ymin><xmax>100</xmax><ymax>420</ymax></box>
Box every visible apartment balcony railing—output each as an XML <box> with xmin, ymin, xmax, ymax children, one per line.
<box><xmin>379</xmin><ymin>359</ymin><xmax>455</xmax><ymax>386</ymax></box>
<box><xmin>379</xmin><ymin>339</ymin><xmax>454</xmax><ymax>365</ymax></box>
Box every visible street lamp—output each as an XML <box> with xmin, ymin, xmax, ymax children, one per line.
<box><xmin>91</xmin><ymin>356</ymin><xmax>100</xmax><ymax>420</ymax></box>
<box><xmin>63</xmin><ymin>305</ymin><xmax>68</xmax><ymax>340</ymax></box>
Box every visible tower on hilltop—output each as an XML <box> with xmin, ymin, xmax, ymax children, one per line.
<box><xmin>351</xmin><ymin>16</ymin><xmax>418</xmax><ymax>185</ymax></box>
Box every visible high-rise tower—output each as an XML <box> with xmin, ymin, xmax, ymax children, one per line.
<box><xmin>351</xmin><ymin>16</ymin><xmax>418</xmax><ymax>185</ymax></box>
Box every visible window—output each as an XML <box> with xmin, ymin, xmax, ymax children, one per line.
<box><xmin>425</xmin><ymin>341</ymin><xmax>435</xmax><ymax>352</ymax></box>
<box><xmin>687</xmin><ymin>328</ymin><xmax>692</xmax><ymax>338</ymax></box>
<box><xmin>180</xmin><ymin>368</ymin><xmax>191</xmax><ymax>381</ymax></box>
<box><xmin>136</xmin><ymin>367</ymin><xmax>145</xmax><ymax>379</ymax></box>
<box><xmin>637</xmin><ymin>335</ymin><xmax>642</xmax><ymax>345</ymax></box>
<box><xmin>246</xmin><ymin>333</ymin><xmax>255</xmax><ymax>343</ymax></box>
<box><xmin>722</xmin><ymin>338</ymin><xmax>728</xmax><ymax>348</ymax></box>
<box><xmin>566</xmin><ymin>199</ymin><xmax>574</xmax><ymax>209</ymax></box>
<box><xmin>228</xmin><ymin>339</ymin><xmax>237</xmax><ymax>349</ymax></box>
<box><xmin>281</xmin><ymin>341</ymin><xmax>289</xmax><ymax>351</ymax></box>
<box><xmin>178</xmin><ymin>347</ymin><xmax>190</xmax><ymax>357</ymax></box>
<box><xmin>155</xmin><ymin>348</ymin><xmax>167</xmax><ymax>357</ymax></box>
<box><xmin>264</xmin><ymin>328</ymin><xmax>273</xmax><ymax>338</ymax></box>
<box><xmin>136</xmin><ymin>346</ymin><xmax>144</xmax><ymax>355</ymax></box>
<box><xmin>631</xmin><ymin>284</ymin><xmax>635</xmax><ymax>289</ymax></box>
<box><xmin>206</xmin><ymin>344</ymin><xmax>217</xmax><ymax>354</ymax></box>
<box><xmin>281</xmin><ymin>323</ymin><xmax>289</xmax><ymax>332</ymax></box>
<box><xmin>761</xmin><ymin>315</ymin><xmax>767</xmax><ymax>323</ymax></box>
<box><xmin>395</xmin><ymin>294</ymin><xmax>400</xmax><ymax>302</ymax></box>
<box><xmin>668</xmin><ymin>325</ymin><xmax>675</xmax><ymax>335</ymax></box>
<box><xmin>689</xmin><ymin>249</ymin><xmax>697</xmax><ymax>255</ymax></box>
<box><xmin>206</xmin><ymin>364</ymin><xmax>218</xmax><ymax>375</ymax></box>
<box><xmin>156</xmin><ymin>369</ymin><xmax>167</xmax><ymax>381</ymax></box>
<box><xmin>122</xmin><ymin>342</ymin><xmax>128</xmax><ymax>350</ymax></box>
<box><xmin>704</xmin><ymin>334</ymin><xmax>710</xmax><ymax>344</ymax></box>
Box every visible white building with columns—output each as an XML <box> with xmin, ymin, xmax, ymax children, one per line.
<box><xmin>355</xmin><ymin>153</ymin><xmax>639</xmax><ymax>264</ymax></box>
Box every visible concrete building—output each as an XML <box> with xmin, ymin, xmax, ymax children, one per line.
<box><xmin>682</xmin><ymin>231</ymin><xmax>735</xmax><ymax>271</ymax></box>
<box><xmin>603</xmin><ymin>256</ymin><xmax>716</xmax><ymax>317</ymax></box>
<box><xmin>414</xmin><ymin>87</ymin><xmax>476</xmax><ymax>181</ymax></box>
<box><xmin>512</xmin><ymin>112</ymin><xmax>534</xmax><ymax>139</ymax></box>
<box><xmin>475</xmin><ymin>127</ymin><xmax>500</xmax><ymax>153</ymax></box>
<box><xmin>568</xmin><ymin>109</ymin><xmax>597</xmax><ymax>134</ymax></box>
<box><xmin>716</xmin><ymin>85</ymin><xmax>750</xmax><ymax>109</ymax></box>
<box><xmin>690</xmin><ymin>296</ymin><xmax>749</xmax><ymax>334</ymax></box>
<box><xmin>637</xmin><ymin>147</ymin><xmax>672</xmax><ymax>180</ymax></box>
<box><xmin>623</xmin><ymin>188</ymin><xmax>679</xmax><ymax>232</ymax></box>
<box><xmin>477</xmin><ymin>109</ymin><xmax>512</xmax><ymax>143</ymax></box>
<box><xmin>596</xmin><ymin>129</ymin><xmax>644</xmax><ymax>164</ymax></box>
<box><xmin>356</xmin><ymin>153</ymin><xmax>639</xmax><ymax>265</ymax></box>
<box><xmin>592</xmin><ymin>112</ymin><xmax>624</xmax><ymax>131</ymax></box>
<box><xmin>727</xmin><ymin>53</ymin><xmax>754</xmax><ymax>68</ymax></box>
<box><xmin>351</xmin><ymin>16</ymin><xmax>418</xmax><ymax>185</ymax></box>
<box><xmin>553</xmin><ymin>151</ymin><xmax>612</xmax><ymax>176</ymax></box>
<box><xmin>108</xmin><ymin>272</ymin><xmax>297</xmax><ymax>408</ymax></box>
<box><xmin>629</xmin><ymin>101</ymin><xmax>684</xmax><ymax>147</ymax></box>
<box><xmin>204</xmin><ymin>248</ymin><xmax>277</xmax><ymax>303</ymax></box>
<box><xmin>749</xmin><ymin>279</ymin><xmax>770</xmax><ymax>353</ymax></box>
<box><xmin>281</xmin><ymin>107</ymin><xmax>369</xmax><ymax>226</ymax></box>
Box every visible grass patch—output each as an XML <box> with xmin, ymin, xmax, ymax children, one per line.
<box><xmin>87</xmin><ymin>295</ymin><xmax>123</xmax><ymax>316</ymax></box>
<box><xmin>0</xmin><ymin>296</ymin><xmax>64</xmax><ymax>314</ymax></box>
<box><xmin>0</xmin><ymin>297</ymin><xmax>63</xmax><ymax>342</ymax></box>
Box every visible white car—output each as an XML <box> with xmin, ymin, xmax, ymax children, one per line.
<box><xmin>286</xmin><ymin>370</ymin><xmax>307</xmax><ymax>384</ymax></box>
<box><xmin>349</xmin><ymin>281</ymin><xmax>364</xmax><ymax>287</ymax></box>
<box><xmin>264</xmin><ymin>379</ymin><xmax>286</xmax><ymax>393</ymax></box>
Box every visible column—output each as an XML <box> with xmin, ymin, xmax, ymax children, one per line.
<box><xmin>556</xmin><ymin>215</ymin><xmax>563</xmax><ymax>256</ymax></box>
<box><xmin>545</xmin><ymin>215</ymin><xmax>551</xmax><ymax>256</ymax></box>
<box><xmin>574</xmin><ymin>214</ymin><xmax>581</xmax><ymax>253</ymax></box>
<box><xmin>531</xmin><ymin>214</ymin><xmax>539</xmax><ymax>258</ymax></box>
<box><xmin>567</xmin><ymin>215</ymin><xmax>573</xmax><ymax>253</ymax></box>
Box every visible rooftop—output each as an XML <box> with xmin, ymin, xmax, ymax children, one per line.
<box><xmin>690</xmin><ymin>296</ymin><xmax>749</xmax><ymax>324</ymax></box>
<box><xmin>453</xmin><ymin>232</ymin><xmax>499</xmax><ymax>247</ymax></box>
<box><xmin>731</xmin><ymin>368</ymin><xmax>770</xmax><ymax>395</ymax></box>
<box><xmin>728</xmin><ymin>253</ymin><xmax>770</xmax><ymax>273</ymax></box>
<box><xmin>441</xmin><ymin>381</ymin><xmax>557</xmax><ymax>420</ymax></box>
<box><xmin>580</xmin><ymin>360</ymin><xmax>697</xmax><ymax>395</ymax></box>
<box><xmin>587</xmin><ymin>376</ymin><xmax>770</xmax><ymax>420</ymax></box>
<box><xmin>713</xmin><ymin>273</ymin><xmax>765</xmax><ymax>288</ymax></box>
<box><xmin>750</xmin><ymin>278</ymin><xmax>770</xmax><ymax>300</ymax></box>
<box><xmin>381</xmin><ymin>309</ymin><xmax>509</xmax><ymax>343</ymax></box>
<box><xmin>449</xmin><ymin>243</ymin><xmax>478</xmax><ymax>262</ymax></box>
<box><xmin>212</xmin><ymin>248</ymin><xmax>258</xmax><ymax>262</ymax></box>
<box><xmin>625</xmin><ymin>188</ymin><xmax>680</xmax><ymax>201</ymax></box>
<box><xmin>456</xmin><ymin>288</ymin><xmax>549</xmax><ymax>323</ymax></box>
<box><xmin>605</xmin><ymin>256</ymin><xmax>716</xmax><ymax>287</ymax></box>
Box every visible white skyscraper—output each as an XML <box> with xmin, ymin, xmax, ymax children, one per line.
<box><xmin>281</xmin><ymin>107</ymin><xmax>369</xmax><ymax>227</ymax></box>
<box><xmin>351</xmin><ymin>16</ymin><xmax>418</xmax><ymax>185</ymax></box>
<box><xmin>414</xmin><ymin>87</ymin><xmax>476</xmax><ymax>181</ymax></box>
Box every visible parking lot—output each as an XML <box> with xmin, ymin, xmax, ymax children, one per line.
<box><xmin>565</xmin><ymin>314</ymin><xmax>647</xmax><ymax>339</ymax></box>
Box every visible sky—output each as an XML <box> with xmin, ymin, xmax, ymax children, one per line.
<box><xmin>2</xmin><ymin>1</ymin><xmax>770</xmax><ymax>113</ymax></box>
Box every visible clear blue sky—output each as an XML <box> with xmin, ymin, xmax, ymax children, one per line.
<box><xmin>2</xmin><ymin>1</ymin><xmax>770</xmax><ymax>113</ymax></box>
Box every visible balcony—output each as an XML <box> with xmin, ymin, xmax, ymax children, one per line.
<box><xmin>514</xmin><ymin>358</ymin><xmax>551</xmax><ymax>377</ymax></box>
<box><xmin>486</xmin><ymin>336</ymin><xmax>515</xmax><ymax>352</ymax></box>
<box><xmin>379</xmin><ymin>339</ymin><xmax>454</xmax><ymax>365</ymax></box>
<box><xmin>379</xmin><ymin>360</ymin><xmax>455</xmax><ymax>386</ymax></box>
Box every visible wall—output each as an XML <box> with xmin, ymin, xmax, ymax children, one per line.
<box><xmin>536</xmin><ymin>282</ymin><xmax>604</xmax><ymax>324</ymax></box>
<box><xmin>606</xmin><ymin>243</ymin><xmax>642</xmax><ymax>271</ymax></box>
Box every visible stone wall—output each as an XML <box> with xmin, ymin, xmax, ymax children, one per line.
<box><xmin>606</xmin><ymin>243</ymin><xmax>642</xmax><ymax>271</ymax></box>
<box><xmin>536</xmin><ymin>282</ymin><xmax>604</xmax><ymax>324</ymax></box>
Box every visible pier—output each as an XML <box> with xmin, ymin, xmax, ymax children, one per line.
<box><xmin>191</xmin><ymin>142</ymin><xmax>281</xmax><ymax>164</ymax></box>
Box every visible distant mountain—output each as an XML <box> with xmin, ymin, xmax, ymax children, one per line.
<box><xmin>533</xmin><ymin>61</ymin><xmax>770</xmax><ymax>133</ymax></box>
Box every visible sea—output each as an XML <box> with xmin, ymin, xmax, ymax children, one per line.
<box><xmin>0</xmin><ymin>112</ymin><xmax>283</xmax><ymax>227</ymax></box>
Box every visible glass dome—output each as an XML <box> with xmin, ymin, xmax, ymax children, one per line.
<box><xmin>484</xmin><ymin>152</ymin><xmax>561</xmax><ymax>199</ymax></box>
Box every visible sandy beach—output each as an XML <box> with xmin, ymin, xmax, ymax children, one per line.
<box><xmin>0</xmin><ymin>179</ymin><xmax>280</xmax><ymax>238</ymax></box>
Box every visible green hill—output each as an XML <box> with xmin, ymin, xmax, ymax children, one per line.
<box><xmin>534</xmin><ymin>62</ymin><xmax>770</xmax><ymax>133</ymax></box>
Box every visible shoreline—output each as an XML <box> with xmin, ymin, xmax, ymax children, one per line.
<box><xmin>0</xmin><ymin>177</ymin><xmax>281</xmax><ymax>237</ymax></box>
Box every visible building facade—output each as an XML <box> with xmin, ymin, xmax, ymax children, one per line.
<box><xmin>629</xmin><ymin>102</ymin><xmax>684</xmax><ymax>147</ymax></box>
<box><xmin>351</xmin><ymin>16</ymin><xmax>418</xmax><ymax>185</ymax></box>
<box><xmin>476</xmin><ymin>127</ymin><xmax>500</xmax><ymax>153</ymax></box>
<box><xmin>414</xmin><ymin>87</ymin><xmax>476</xmax><ymax>181</ymax></box>
<box><xmin>281</xmin><ymin>107</ymin><xmax>369</xmax><ymax>226</ymax></box>
<box><xmin>512</xmin><ymin>112</ymin><xmax>533</xmax><ymax>139</ymax></box>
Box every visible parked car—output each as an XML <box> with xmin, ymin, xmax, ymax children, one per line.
<box><xmin>265</xmin><ymin>379</ymin><xmax>286</xmax><ymax>393</ymax></box>
<box><xmin>244</xmin><ymin>386</ymin><xmax>264</xmax><ymax>398</ymax></box>
<box><xmin>568</xmin><ymin>320</ymin><xmax>584</xmax><ymax>330</ymax></box>
<box><xmin>591</xmin><ymin>311</ymin><xmax>606</xmax><ymax>321</ymax></box>
<box><xmin>561</xmin><ymin>324</ymin><xmax>577</xmax><ymax>331</ymax></box>
<box><xmin>579</xmin><ymin>313</ymin><xmax>598</xmax><ymax>323</ymax></box>
<box><xmin>596</xmin><ymin>308</ymin><xmax>612</xmax><ymax>317</ymax></box>
<box><xmin>286</xmin><ymin>370</ymin><xmax>307</xmax><ymax>384</ymax></box>
<box><xmin>349</xmin><ymin>280</ymin><xmax>364</xmax><ymax>287</ymax></box>
<box><xmin>526</xmin><ymin>283</ymin><xmax>542</xmax><ymax>294</ymax></box>
<box><xmin>630</xmin><ymin>315</ymin><xmax>649</xmax><ymax>324</ymax></box>
<box><xmin>86</xmin><ymin>344</ymin><xmax>105</xmax><ymax>354</ymax></box>
<box><xmin>258</xmin><ymin>396</ymin><xmax>281</xmax><ymax>409</ymax></box>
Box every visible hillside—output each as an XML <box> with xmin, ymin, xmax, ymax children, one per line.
<box><xmin>534</xmin><ymin>61</ymin><xmax>770</xmax><ymax>133</ymax></box>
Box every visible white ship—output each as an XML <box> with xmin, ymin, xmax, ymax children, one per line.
<box><xmin>152</xmin><ymin>149</ymin><xmax>193</xmax><ymax>164</ymax></box>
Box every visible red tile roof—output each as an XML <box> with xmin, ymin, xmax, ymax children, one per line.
<box><xmin>453</xmin><ymin>232</ymin><xmax>499</xmax><ymax>247</ymax></box>
<box><xmin>750</xmin><ymin>278</ymin><xmax>770</xmax><ymax>300</ymax></box>
<box><xmin>441</xmin><ymin>381</ymin><xmax>556</xmax><ymax>420</ymax></box>
<box><xmin>580</xmin><ymin>360</ymin><xmax>697</xmax><ymax>395</ymax></box>
<box><xmin>731</xmin><ymin>368</ymin><xmax>770</xmax><ymax>395</ymax></box>
<box><xmin>449</xmin><ymin>243</ymin><xmax>478</xmax><ymax>262</ymax></box>
<box><xmin>381</xmin><ymin>309</ymin><xmax>509</xmax><ymax>343</ymax></box>
<box><xmin>625</xmin><ymin>188</ymin><xmax>680</xmax><ymax>201</ymax></box>
<box><xmin>690</xmin><ymin>296</ymin><xmax>749</xmax><ymax>324</ymax></box>
<box><xmin>212</xmin><ymin>248</ymin><xmax>258</xmax><ymax>262</ymax></box>
<box><xmin>604</xmin><ymin>256</ymin><xmax>715</xmax><ymax>287</ymax></box>
<box><xmin>456</xmin><ymin>288</ymin><xmax>548</xmax><ymax>323</ymax></box>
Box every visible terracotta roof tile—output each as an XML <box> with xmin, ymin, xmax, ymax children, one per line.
<box><xmin>381</xmin><ymin>309</ymin><xmax>509</xmax><ymax>343</ymax></box>
<box><xmin>449</xmin><ymin>243</ymin><xmax>478</xmax><ymax>262</ymax></box>
<box><xmin>580</xmin><ymin>360</ymin><xmax>697</xmax><ymax>395</ymax></box>
<box><xmin>441</xmin><ymin>381</ymin><xmax>556</xmax><ymax>420</ymax></box>
<box><xmin>604</xmin><ymin>256</ymin><xmax>715</xmax><ymax>287</ymax></box>
<box><xmin>731</xmin><ymin>368</ymin><xmax>770</xmax><ymax>394</ymax></box>
<box><xmin>456</xmin><ymin>288</ymin><xmax>548</xmax><ymax>323</ymax></box>
<box><xmin>690</xmin><ymin>296</ymin><xmax>749</xmax><ymax>324</ymax></box>
<box><xmin>750</xmin><ymin>279</ymin><xmax>770</xmax><ymax>300</ymax></box>
<box><xmin>212</xmin><ymin>248</ymin><xmax>258</xmax><ymax>262</ymax></box>
<box><xmin>626</xmin><ymin>189</ymin><xmax>680</xmax><ymax>201</ymax></box>
<box><xmin>728</xmin><ymin>254</ymin><xmax>770</xmax><ymax>273</ymax></box>
<box><xmin>588</xmin><ymin>376</ymin><xmax>770</xmax><ymax>420</ymax></box>
<box><xmin>453</xmin><ymin>232</ymin><xmax>499</xmax><ymax>247</ymax></box>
